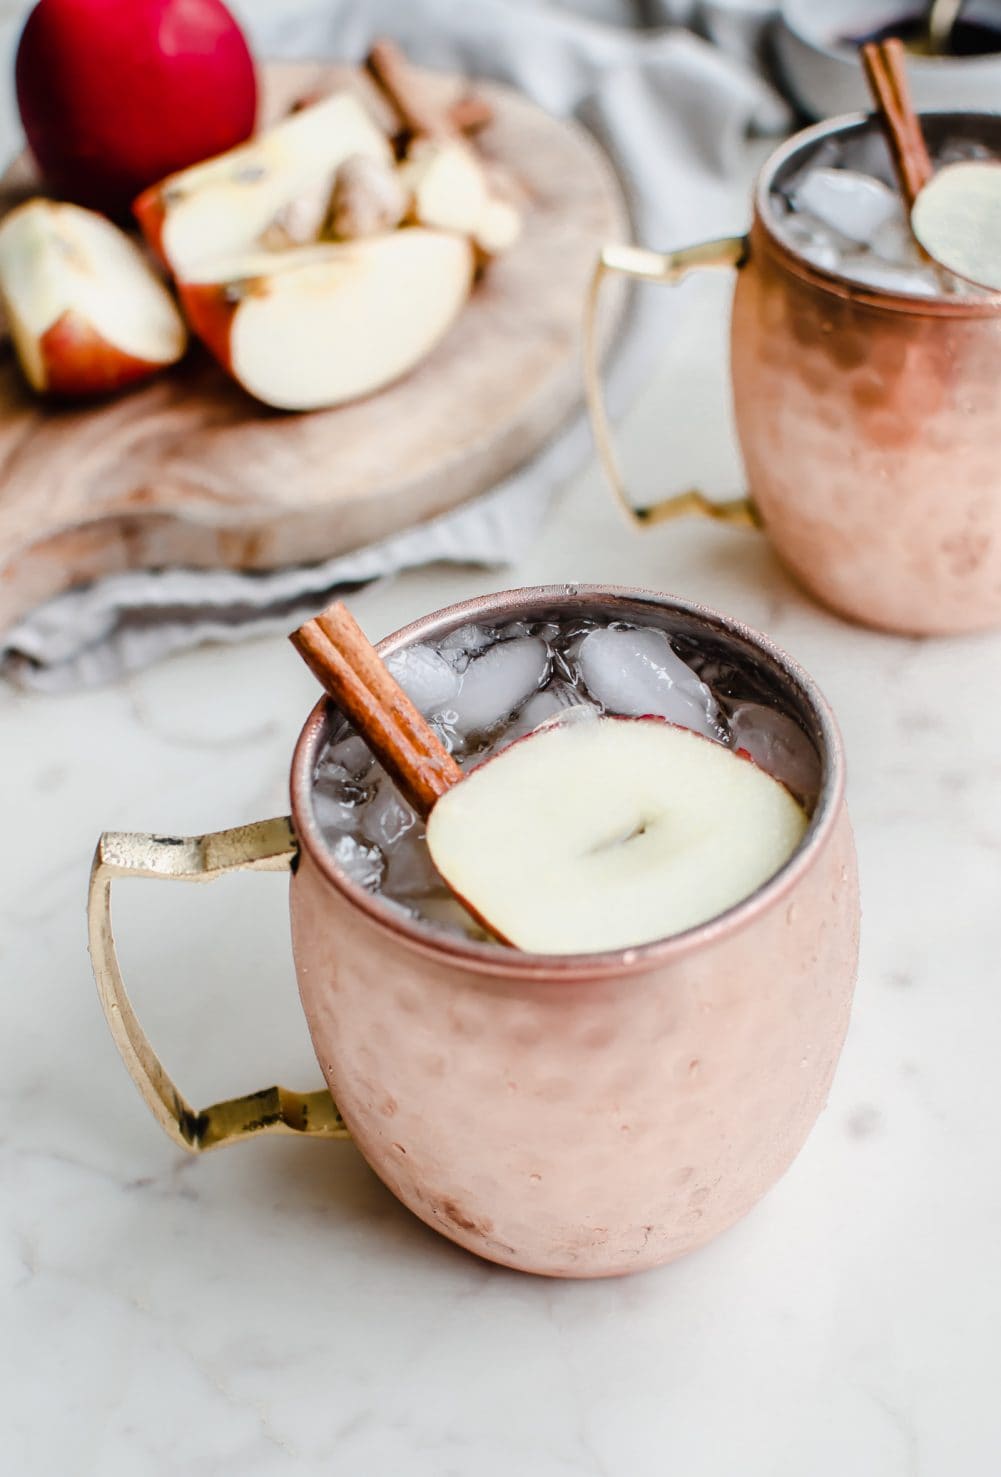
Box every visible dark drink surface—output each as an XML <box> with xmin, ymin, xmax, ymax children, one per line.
<box><xmin>844</xmin><ymin>13</ymin><xmax>1001</xmax><ymax>56</ymax></box>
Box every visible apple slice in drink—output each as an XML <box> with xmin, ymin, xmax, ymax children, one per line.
<box><xmin>0</xmin><ymin>198</ymin><xmax>187</xmax><ymax>395</ymax></box>
<box><xmin>425</xmin><ymin>717</ymin><xmax>809</xmax><ymax>954</ymax></box>
<box><xmin>178</xmin><ymin>229</ymin><xmax>474</xmax><ymax>410</ymax></box>
<box><xmin>134</xmin><ymin>92</ymin><xmax>393</xmax><ymax>275</ymax></box>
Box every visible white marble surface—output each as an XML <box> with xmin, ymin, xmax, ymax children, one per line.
<box><xmin>3</xmin><ymin>14</ymin><xmax>1001</xmax><ymax>1477</ymax></box>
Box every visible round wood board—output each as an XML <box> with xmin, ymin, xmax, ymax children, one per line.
<box><xmin>0</xmin><ymin>61</ymin><xmax>629</xmax><ymax>636</ymax></box>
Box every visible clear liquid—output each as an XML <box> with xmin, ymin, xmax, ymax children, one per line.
<box><xmin>310</xmin><ymin>617</ymin><xmax>821</xmax><ymax>944</ymax></box>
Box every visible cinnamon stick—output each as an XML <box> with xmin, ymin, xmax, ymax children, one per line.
<box><xmin>366</xmin><ymin>38</ymin><xmax>458</xmax><ymax>140</ymax></box>
<box><xmin>448</xmin><ymin>94</ymin><xmax>494</xmax><ymax>136</ymax></box>
<box><xmin>860</xmin><ymin>39</ymin><xmax>933</xmax><ymax>208</ymax></box>
<box><xmin>291</xmin><ymin>601</ymin><xmax>462</xmax><ymax>818</ymax></box>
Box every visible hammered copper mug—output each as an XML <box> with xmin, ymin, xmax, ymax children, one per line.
<box><xmin>585</xmin><ymin>112</ymin><xmax>1001</xmax><ymax>636</ymax></box>
<box><xmin>89</xmin><ymin>585</ymin><xmax>860</xmax><ymax>1278</ymax></box>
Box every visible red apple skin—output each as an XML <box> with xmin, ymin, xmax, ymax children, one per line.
<box><xmin>35</xmin><ymin>309</ymin><xmax>174</xmax><ymax>395</ymax></box>
<box><xmin>175</xmin><ymin>280</ymin><xmax>237</xmax><ymax>369</ymax></box>
<box><xmin>16</xmin><ymin>0</ymin><xmax>257</xmax><ymax>218</ymax></box>
<box><xmin>132</xmin><ymin>186</ymin><xmax>168</xmax><ymax>264</ymax></box>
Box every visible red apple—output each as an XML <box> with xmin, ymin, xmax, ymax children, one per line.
<box><xmin>15</xmin><ymin>0</ymin><xmax>257</xmax><ymax>218</ymax></box>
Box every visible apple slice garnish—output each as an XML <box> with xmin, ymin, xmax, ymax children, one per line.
<box><xmin>134</xmin><ymin>91</ymin><xmax>393</xmax><ymax>276</ymax></box>
<box><xmin>178</xmin><ymin>228</ymin><xmax>474</xmax><ymax>410</ymax></box>
<box><xmin>425</xmin><ymin>716</ymin><xmax>809</xmax><ymax>954</ymax></box>
<box><xmin>0</xmin><ymin>198</ymin><xmax>187</xmax><ymax>396</ymax></box>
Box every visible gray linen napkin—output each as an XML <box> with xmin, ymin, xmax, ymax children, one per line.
<box><xmin>0</xmin><ymin>0</ymin><xmax>790</xmax><ymax>690</ymax></box>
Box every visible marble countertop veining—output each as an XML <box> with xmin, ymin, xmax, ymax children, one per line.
<box><xmin>2</xmin><ymin>9</ymin><xmax>1001</xmax><ymax>1474</ymax></box>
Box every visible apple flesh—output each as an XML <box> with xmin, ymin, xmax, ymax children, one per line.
<box><xmin>401</xmin><ymin>139</ymin><xmax>523</xmax><ymax>257</ymax></box>
<box><xmin>425</xmin><ymin>717</ymin><xmax>809</xmax><ymax>955</ymax></box>
<box><xmin>16</xmin><ymin>0</ymin><xmax>257</xmax><ymax>218</ymax></box>
<box><xmin>0</xmin><ymin>198</ymin><xmax>187</xmax><ymax>395</ymax></box>
<box><xmin>135</xmin><ymin>92</ymin><xmax>393</xmax><ymax>276</ymax></box>
<box><xmin>178</xmin><ymin>229</ymin><xmax>474</xmax><ymax>410</ymax></box>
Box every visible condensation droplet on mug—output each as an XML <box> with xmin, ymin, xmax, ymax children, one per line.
<box><xmin>786</xmin><ymin>901</ymin><xmax>800</xmax><ymax>925</ymax></box>
<box><xmin>529</xmin><ymin>1173</ymin><xmax>542</xmax><ymax>1185</ymax></box>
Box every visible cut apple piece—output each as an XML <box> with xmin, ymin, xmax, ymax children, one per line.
<box><xmin>472</xmin><ymin>198</ymin><xmax>523</xmax><ymax>258</ymax></box>
<box><xmin>0</xmin><ymin>198</ymin><xmax>187</xmax><ymax>395</ymax></box>
<box><xmin>426</xmin><ymin>716</ymin><xmax>809</xmax><ymax>955</ymax></box>
<box><xmin>178</xmin><ymin>228</ymin><xmax>474</xmax><ymax>410</ymax></box>
<box><xmin>134</xmin><ymin>92</ymin><xmax>393</xmax><ymax>276</ymax></box>
<box><xmin>400</xmin><ymin>139</ymin><xmax>522</xmax><ymax>257</ymax></box>
<box><xmin>402</xmin><ymin>139</ymin><xmax>491</xmax><ymax>234</ymax></box>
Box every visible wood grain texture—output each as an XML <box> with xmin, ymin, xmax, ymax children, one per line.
<box><xmin>0</xmin><ymin>62</ymin><xmax>629</xmax><ymax>636</ymax></box>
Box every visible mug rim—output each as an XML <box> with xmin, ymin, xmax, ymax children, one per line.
<box><xmin>289</xmin><ymin>584</ymin><xmax>847</xmax><ymax>982</ymax></box>
<box><xmin>754</xmin><ymin>110</ymin><xmax>1001</xmax><ymax>317</ymax></box>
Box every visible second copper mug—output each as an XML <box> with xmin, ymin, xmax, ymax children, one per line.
<box><xmin>89</xmin><ymin>586</ymin><xmax>860</xmax><ymax>1278</ymax></box>
<box><xmin>586</xmin><ymin>111</ymin><xmax>1001</xmax><ymax>636</ymax></box>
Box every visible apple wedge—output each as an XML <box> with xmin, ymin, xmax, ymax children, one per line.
<box><xmin>178</xmin><ymin>228</ymin><xmax>474</xmax><ymax>410</ymax></box>
<box><xmin>134</xmin><ymin>91</ymin><xmax>393</xmax><ymax>276</ymax></box>
<box><xmin>400</xmin><ymin>138</ymin><xmax>522</xmax><ymax>257</ymax></box>
<box><xmin>426</xmin><ymin>717</ymin><xmax>809</xmax><ymax>954</ymax></box>
<box><xmin>0</xmin><ymin>198</ymin><xmax>187</xmax><ymax>396</ymax></box>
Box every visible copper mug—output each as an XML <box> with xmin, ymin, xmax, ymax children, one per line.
<box><xmin>89</xmin><ymin>585</ymin><xmax>860</xmax><ymax>1278</ymax></box>
<box><xmin>585</xmin><ymin>112</ymin><xmax>1001</xmax><ymax>636</ymax></box>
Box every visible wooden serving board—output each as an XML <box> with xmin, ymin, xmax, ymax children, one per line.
<box><xmin>0</xmin><ymin>61</ymin><xmax>629</xmax><ymax>637</ymax></box>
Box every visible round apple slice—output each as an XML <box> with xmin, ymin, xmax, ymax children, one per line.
<box><xmin>425</xmin><ymin>716</ymin><xmax>810</xmax><ymax>955</ymax></box>
<box><xmin>0</xmin><ymin>198</ymin><xmax>187</xmax><ymax>395</ymax></box>
<box><xmin>910</xmin><ymin>161</ymin><xmax>1001</xmax><ymax>293</ymax></box>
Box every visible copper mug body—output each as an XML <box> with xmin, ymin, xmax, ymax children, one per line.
<box><xmin>585</xmin><ymin>113</ymin><xmax>1001</xmax><ymax>636</ymax></box>
<box><xmin>89</xmin><ymin>586</ymin><xmax>860</xmax><ymax>1278</ymax></box>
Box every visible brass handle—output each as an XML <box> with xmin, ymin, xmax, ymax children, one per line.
<box><xmin>583</xmin><ymin>237</ymin><xmax>759</xmax><ymax>528</ymax></box>
<box><xmin>87</xmin><ymin>818</ymin><xmax>349</xmax><ymax>1153</ymax></box>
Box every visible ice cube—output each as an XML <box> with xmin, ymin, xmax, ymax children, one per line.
<box><xmin>438</xmin><ymin>623</ymin><xmax>494</xmax><ymax>672</ymax></box>
<box><xmin>577</xmin><ymin>627</ymin><xmax>721</xmax><ymax>739</ymax></box>
<box><xmin>383</xmin><ymin>829</ymin><xmax>441</xmax><ymax>897</ymax></box>
<box><xmin>777</xmin><ymin>213</ymin><xmax>847</xmax><ymax>272</ymax></box>
<box><xmin>869</xmin><ymin>216</ymin><xmax>923</xmax><ymax>267</ymax></box>
<box><xmin>837</xmin><ymin>254</ymin><xmax>940</xmax><ymax>298</ymax></box>
<box><xmin>729</xmin><ymin>703</ymin><xmax>821</xmax><ymax>804</ymax></box>
<box><xmin>446</xmin><ymin>636</ymin><xmax>549</xmax><ymax>737</ymax></box>
<box><xmin>509</xmin><ymin>682</ymin><xmax>600</xmax><ymax>740</ymax></box>
<box><xmin>324</xmin><ymin>733</ymin><xmax>373</xmax><ymax>778</ymax></box>
<box><xmin>385</xmin><ymin>644</ymin><xmax>460</xmax><ymax>715</ymax></box>
<box><xmin>313</xmin><ymin>762</ymin><xmax>366</xmax><ymax>835</ymax></box>
<box><xmin>792</xmin><ymin>168</ymin><xmax>902</xmax><ymax>246</ymax></box>
<box><xmin>328</xmin><ymin>834</ymin><xmax>385</xmax><ymax>890</ymax></box>
<box><xmin>419</xmin><ymin>891</ymin><xmax>491</xmax><ymax>941</ymax></box>
<box><xmin>937</xmin><ymin>137</ymin><xmax>993</xmax><ymax>166</ymax></box>
<box><xmin>360</xmin><ymin>777</ymin><xmax>418</xmax><ymax>849</ymax></box>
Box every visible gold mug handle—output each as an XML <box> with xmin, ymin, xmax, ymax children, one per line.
<box><xmin>583</xmin><ymin>237</ymin><xmax>759</xmax><ymax>528</ymax></box>
<box><xmin>88</xmin><ymin>818</ymin><xmax>348</xmax><ymax>1153</ymax></box>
